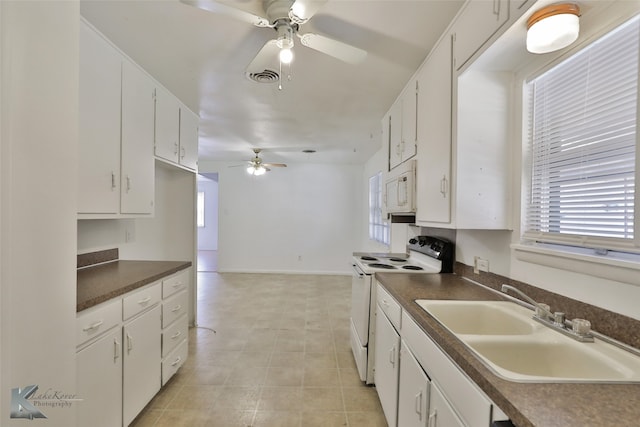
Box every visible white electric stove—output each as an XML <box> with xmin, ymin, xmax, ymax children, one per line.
<box><xmin>350</xmin><ymin>236</ymin><xmax>454</xmax><ymax>384</ymax></box>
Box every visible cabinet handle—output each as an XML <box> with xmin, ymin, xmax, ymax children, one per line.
<box><xmin>82</xmin><ymin>320</ymin><xmax>103</xmax><ymax>332</ymax></box>
<box><xmin>171</xmin><ymin>331</ymin><xmax>182</xmax><ymax>340</ymax></box>
<box><xmin>493</xmin><ymin>0</ymin><xmax>501</xmax><ymax>17</ymax></box>
<box><xmin>172</xmin><ymin>282</ymin><xmax>184</xmax><ymax>289</ymax></box>
<box><xmin>428</xmin><ymin>409</ymin><xmax>438</xmax><ymax>427</ymax></box>
<box><xmin>114</xmin><ymin>338</ymin><xmax>121</xmax><ymax>363</ymax></box>
<box><xmin>171</xmin><ymin>304</ymin><xmax>182</xmax><ymax>313</ymax></box>
<box><xmin>111</xmin><ymin>172</ymin><xmax>116</xmax><ymax>191</ymax></box>
<box><xmin>171</xmin><ymin>356</ymin><xmax>182</xmax><ymax>367</ymax></box>
<box><xmin>180</xmin><ymin>146</ymin><xmax>186</xmax><ymax>159</ymax></box>
<box><xmin>440</xmin><ymin>175</ymin><xmax>448</xmax><ymax>198</ymax></box>
<box><xmin>389</xmin><ymin>346</ymin><xmax>396</xmax><ymax>366</ymax></box>
<box><xmin>415</xmin><ymin>391</ymin><xmax>423</xmax><ymax>421</ymax></box>
<box><xmin>174</xmin><ymin>142</ymin><xmax>179</xmax><ymax>155</ymax></box>
<box><xmin>127</xmin><ymin>333</ymin><xmax>133</xmax><ymax>354</ymax></box>
<box><xmin>138</xmin><ymin>296</ymin><xmax>152</xmax><ymax>305</ymax></box>
<box><xmin>126</xmin><ymin>176</ymin><xmax>131</xmax><ymax>193</ymax></box>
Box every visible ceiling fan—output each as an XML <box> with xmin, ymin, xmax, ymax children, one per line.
<box><xmin>180</xmin><ymin>0</ymin><xmax>367</xmax><ymax>83</ymax></box>
<box><xmin>244</xmin><ymin>148</ymin><xmax>287</xmax><ymax>175</ymax></box>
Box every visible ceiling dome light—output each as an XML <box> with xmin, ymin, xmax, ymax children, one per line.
<box><xmin>279</xmin><ymin>47</ymin><xmax>294</xmax><ymax>64</ymax></box>
<box><xmin>527</xmin><ymin>3</ymin><xmax>580</xmax><ymax>54</ymax></box>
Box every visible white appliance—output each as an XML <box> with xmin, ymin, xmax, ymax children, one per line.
<box><xmin>384</xmin><ymin>159</ymin><xmax>415</xmax><ymax>216</ymax></box>
<box><xmin>350</xmin><ymin>236</ymin><xmax>454</xmax><ymax>384</ymax></box>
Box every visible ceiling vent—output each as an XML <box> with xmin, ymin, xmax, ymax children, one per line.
<box><xmin>247</xmin><ymin>69</ymin><xmax>280</xmax><ymax>83</ymax></box>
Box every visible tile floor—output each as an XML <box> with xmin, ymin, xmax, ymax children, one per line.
<box><xmin>130</xmin><ymin>272</ymin><xmax>387</xmax><ymax>427</ymax></box>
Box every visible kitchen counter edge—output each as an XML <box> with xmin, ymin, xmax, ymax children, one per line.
<box><xmin>77</xmin><ymin>260</ymin><xmax>192</xmax><ymax>312</ymax></box>
<box><xmin>375</xmin><ymin>272</ymin><xmax>640</xmax><ymax>427</ymax></box>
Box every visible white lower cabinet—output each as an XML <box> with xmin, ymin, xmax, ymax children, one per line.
<box><xmin>398</xmin><ymin>340</ymin><xmax>429</xmax><ymax>427</ymax></box>
<box><xmin>77</xmin><ymin>327</ymin><xmax>122</xmax><ymax>427</ymax></box>
<box><xmin>123</xmin><ymin>304</ymin><xmax>161</xmax><ymax>426</ymax></box>
<box><xmin>374</xmin><ymin>303</ymin><xmax>400</xmax><ymax>427</ymax></box>
<box><xmin>429</xmin><ymin>381</ymin><xmax>466</xmax><ymax>427</ymax></box>
<box><xmin>76</xmin><ymin>270</ymin><xmax>190</xmax><ymax>427</ymax></box>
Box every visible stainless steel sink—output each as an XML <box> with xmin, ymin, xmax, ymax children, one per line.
<box><xmin>415</xmin><ymin>299</ymin><xmax>640</xmax><ymax>383</ymax></box>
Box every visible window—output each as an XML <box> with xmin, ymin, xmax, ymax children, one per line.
<box><xmin>197</xmin><ymin>191</ymin><xmax>205</xmax><ymax>228</ymax></box>
<box><xmin>369</xmin><ymin>172</ymin><xmax>389</xmax><ymax>245</ymax></box>
<box><xmin>524</xmin><ymin>15</ymin><xmax>639</xmax><ymax>255</ymax></box>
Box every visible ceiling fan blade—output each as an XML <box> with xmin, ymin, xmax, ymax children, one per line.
<box><xmin>180</xmin><ymin>0</ymin><xmax>271</xmax><ymax>27</ymax></box>
<box><xmin>298</xmin><ymin>33</ymin><xmax>367</xmax><ymax>65</ymax></box>
<box><xmin>289</xmin><ymin>0</ymin><xmax>327</xmax><ymax>24</ymax></box>
<box><xmin>245</xmin><ymin>39</ymin><xmax>280</xmax><ymax>80</ymax></box>
<box><xmin>264</xmin><ymin>163</ymin><xmax>287</xmax><ymax>168</ymax></box>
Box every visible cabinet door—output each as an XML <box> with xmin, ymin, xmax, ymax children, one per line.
<box><xmin>398</xmin><ymin>340</ymin><xmax>429</xmax><ymax>427</ymax></box>
<box><xmin>78</xmin><ymin>21</ymin><xmax>121</xmax><ymax>214</ymax></box>
<box><xmin>416</xmin><ymin>34</ymin><xmax>452</xmax><ymax>224</ymax></box>
<box><xmin>179</xmin><ymin>106</ymin><xmax>199</xmax><ymax>170</ymax></box>
<box><xmin>77</xmin><ymin>328</ymin><xmax>122</xmax><ymax>427</ymax></box>
<box><xmin>123</xmin><ymin>305</ymin><xmax>161</xmax><ymax>426</ymax></box>
<box><xmin>374</xmin><ymin>305</ymin><xmax>400</xmax><ymax>427</ymax></box>
<box><xmin>121</xmin><ymin>59</ymin><xmax>155</xmax><ymax>214</ymax></box>
<box><xmin>453</xmin><ymin>0</ymin><xmax>508</xmax><ymax>70</ymax></box>
<box><xmin>388</xmin><ymin>100</ymin><xmax>403</xmax><ymax>170</ymax></box>
<box><xmin>154</xmin><ymin>85</ymin><xmax>180</xmax><ymax>163</ymax></box>
<box><xmin>429</xmin><ymin>382</ymin><xmax>465</xmax><ymax>427</ymax></box>
<box><xmin>401</xmin><ymin>81</ymin><xmax>418</xmax><ymax>161</ymax></box>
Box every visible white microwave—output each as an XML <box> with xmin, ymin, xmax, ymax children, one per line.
<box><xmin>384</xmin><ymin>160</ymin><xmax>416</xmax><ymax>216</ymax></box>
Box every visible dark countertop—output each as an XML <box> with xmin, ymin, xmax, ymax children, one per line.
<box><xmin>77</xmin><ymin>260</ymin><xmax>191</xmax><ymax>312</ymax></box>
<box><xmin>375</xmin><ymin>272</ymin><xmax>640</xmax><ymax>427</ymax></box>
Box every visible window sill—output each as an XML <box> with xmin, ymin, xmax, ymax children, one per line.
<box><xmin>512</xmin><ymin>243</ymin><xmax>640</xmax><ymax>286</ymax></box>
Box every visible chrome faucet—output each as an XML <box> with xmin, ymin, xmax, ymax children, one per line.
<box><xmin>501</xmin><ymin>284</ymin><xmax>594</xmax><ymax>342</ymax></box>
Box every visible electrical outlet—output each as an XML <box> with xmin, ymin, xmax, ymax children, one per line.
<box><xmin>474</xmin><ymin>256</ymin><xmax>489</xmax><ymax>273</ymax></box>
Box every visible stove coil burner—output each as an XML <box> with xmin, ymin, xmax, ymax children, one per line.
<box><xmin>360</xmin><ymin>256</ymin><xmax>378</xmax><ymax>261</ymax></box>
<box><xmin>369</xmin><ymin>263</ymin><xmax>396</xmax><ymax>269</ymax></box>
<box><xmin>388</xmin><ymin>258</ymin><xmax>407</xmax><ymax>263</ymax></box>
<box><xmin>402</xmin><ymin>265</ymin><xmax>424</xmax><ymax>270</ymax></box>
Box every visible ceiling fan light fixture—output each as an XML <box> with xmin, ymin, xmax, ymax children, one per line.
<box><xmin>526</xmin><ymin>3</ymin><xmax>580</xmax><ymax>54</ymax></box>
<box><xmin>279</xmin><ymin>47</ymin><xmax>294</xmax><ymax>64</ymax></box>
<box><xmin>246</xmin><ymin>164</ymin><xmax>266</xmax><ymax>176</ymax></box>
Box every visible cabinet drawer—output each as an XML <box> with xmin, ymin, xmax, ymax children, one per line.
<box><xmin>162</xmin><ymin>339</ymin><xmax>187</xmax><ymax>386</ymax></box>
<box><xmin>162</xmin><ymin>315</ymin><xmax>188</xmax><ymax>358</ymax></box>
<box><xmin>77</xmin><ymin>299</ymin><xmax>121</xmax><ymax>347</ymax></box>
<box><xmin>377</xmin><ymin>283</ymin><xmax>402</xmax><ymax>330</ymax></box>
<box><xmin>162</xmin><ymin>290</ymin><xmax>188</xmax><ymax>328</ymax></box>
<box><xmin>402</xmin><ymin>311</ymin><xmax>491</xmax><ymax>427</ymax></box>
<box><xmin>162</xmin><ymin>269</ymin><xmax>189</xmax><ymax>299</ymax></box>
<box><xmin>123</xmin><ymin>282</ymin><xmax>161</xmax><ymax>321</ymax></box>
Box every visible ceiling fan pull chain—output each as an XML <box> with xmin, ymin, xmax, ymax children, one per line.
<box><xmin>278</xmin><ymin>58</ymin><xmax>283</xmax><ymax>90</ymax></box>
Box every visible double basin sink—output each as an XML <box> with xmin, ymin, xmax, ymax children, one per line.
<box><xmin>416</xmin><ymin>300</ymin><xmax>640</xmax><ymax>383</ymax></box>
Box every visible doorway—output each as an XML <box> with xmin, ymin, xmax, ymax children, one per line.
<box><xmin>197</xmin><ymin>173</ymin><xmax>219</xmax><ymax>272</ymax></box>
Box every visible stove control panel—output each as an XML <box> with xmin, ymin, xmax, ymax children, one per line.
<box><xmin>407</xmin><ymin>236</ymin><xmax>454</xmax><ymax>273</ymax></box>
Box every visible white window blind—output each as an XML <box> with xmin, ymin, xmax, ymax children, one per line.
<box><xmin>524</xmin><ymin>15</ymin><xmax>639</xmax><ymax>252</ymax></box>
<box><xmin>369</xmin><ymin>172</ymin><xmax>389</xmax><ymax>245</ymax></box>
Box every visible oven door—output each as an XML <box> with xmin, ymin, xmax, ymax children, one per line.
<box><xmin>350</xmin><ymin>263</ymin><xmax>371</xmax><ymax>346</ymax></box>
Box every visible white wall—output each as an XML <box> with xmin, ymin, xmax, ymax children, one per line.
<box><xmin>199</xmin><ymin>160</ymin><xmax>361</xmax><ymax>274</ymax></box>
<box><xmin>197</xmin><ymin>175</ymin><xmax>218</xmax><ymax>251</ymax></box>
<box><xmin>1</xmin><ymin>2</ymin><xmax>78</xmax><ymax>424</ymax></box>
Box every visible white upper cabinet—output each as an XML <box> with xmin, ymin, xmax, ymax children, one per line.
<box><xmin>178</xmin><ymin>106</ymin><xmax>199</xmax><ymax>170</ymax></box>
<box><xmin>452</xmin><ymin>0</ymin><xmax>509</xmax><ymax>71</ymax></box>
<box><xmin>155</xmin><ymin>86</ymin><xmax>199</xmax><ymax>171</ymax></box>
<box><xmin>78</xmin><ymin>21</ymin><xmax>121</xmax><ymax>215</ymax></box>
<box><xmin>154</xmin><ymin>85</ymin><xmax>181</xmax><ymax>164</ymax></box>
<box><xmin>415</xmin><ymin>34</ymin><xmax>453</xmax><ymax>225</ymax></box>
<box><xmin>121</xmin><ymin>59</ymin><xmax>155</xmax><ymax>215</ymax></box>
<box><xmin>388</xmin><ymin>81</ymin><xmax>418</xmax><ymax>170</ymax></box>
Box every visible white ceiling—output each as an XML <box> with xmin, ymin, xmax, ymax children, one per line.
<box><xmin>80</xmin><ymin>0</ymin><xmax>464</xmax><ymax>165</ymax></box>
